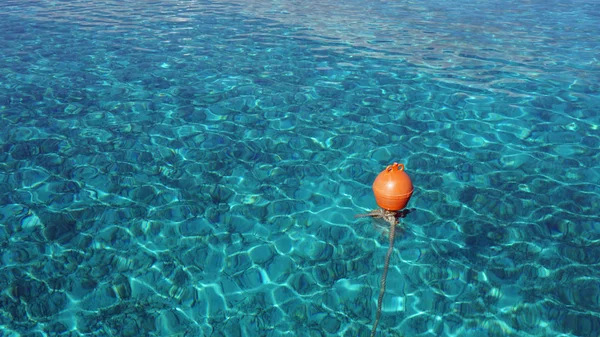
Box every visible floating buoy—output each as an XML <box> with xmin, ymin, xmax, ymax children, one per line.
<box><xmin>372</xmin><ymin>163</ymin><xmax>413</xmax><ymax>211</ymax></box>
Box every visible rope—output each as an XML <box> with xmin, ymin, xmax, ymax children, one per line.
<box><xmin>370</xmin><ymin>218</ymin><xmax>397</xmax><ymax>337</ymax></box>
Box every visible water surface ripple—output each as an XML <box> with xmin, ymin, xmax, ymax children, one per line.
<box><xmin>1</xmin><ymin>0</ymin><xmax>599</xmax><ymax>336</ymax></box>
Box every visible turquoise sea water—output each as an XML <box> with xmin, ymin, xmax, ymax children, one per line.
<box><xmin>1</xmin><ymin>0</ymin><xmax>600</xmax><ymax>336</ymax></box>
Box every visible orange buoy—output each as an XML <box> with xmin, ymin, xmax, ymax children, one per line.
<box><xmin>372</xmin><ymin>163</ymin><xmax>413</xmax><ymax>211</ymax></box>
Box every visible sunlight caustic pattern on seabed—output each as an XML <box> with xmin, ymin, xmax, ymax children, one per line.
<box><xmin>1</xmin><ymin>0</ymin><xmax>600</xmax><ymax>336</ymax></box>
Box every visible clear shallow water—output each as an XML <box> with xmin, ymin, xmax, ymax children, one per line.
<box><xmin>1</xmin><ymin>0</ymin><xmax>599</xmax><ymax>336</ymax></box>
